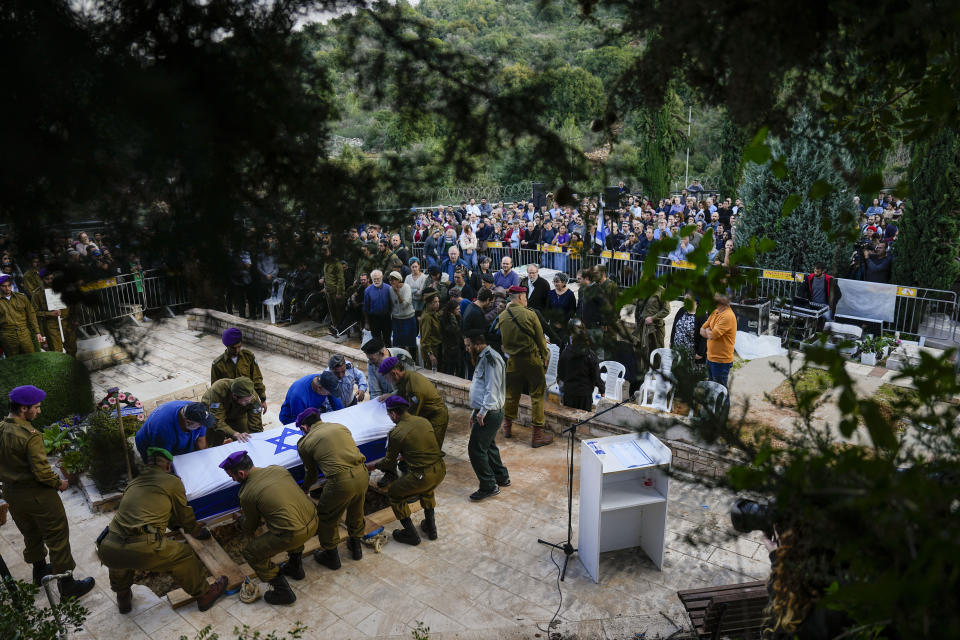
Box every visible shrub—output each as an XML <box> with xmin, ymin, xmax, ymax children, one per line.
<box><xmin>0</xmin><ymin>352</ymin><xmax>93</xmax><ymax>428</ymax></box>
<box><xmin>0</xmin><ymin>579</ymin><xmax>88</xmax><ymax>640</ymax></box>
<box><xmin>85</xmin><ymin>410</ymin><xmax>133</xmax><ymax>492</ymax></box>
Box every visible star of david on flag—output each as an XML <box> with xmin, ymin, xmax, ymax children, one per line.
<box><xmin>266</xmin><ymin>427</ymin><xmax>302</xmax><ymax>455</ymax></box>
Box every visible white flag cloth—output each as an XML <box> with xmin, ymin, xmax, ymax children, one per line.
<box><xmin>174</xmin><ymin>401</ymin><xmax>394</xmax><ymax>518</ymax></box>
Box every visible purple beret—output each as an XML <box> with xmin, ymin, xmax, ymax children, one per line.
<box><xmin>9</xmin><ymin>385</ymin><xmax>46</xmax><ymax>405</ymax></box>
<box><xmin>38</xmin><ymin>268</ymin><xmax>49</xmax><ymax>278</ymax></box>
<box><xmin>222</xmin><ymin>327</ymin><xmax>242</xmax><ymax>346</ymax></box>
<box><xmin>507</xmin><ymin>285</ymin><xmax>527</xmax><ymax>294</ymax></box>
<box><xmin>296</xmin><ymin>407</ymin><xmax>320</xmax><ymax>428</ymax></box>
<box><xmin>378</xmin><ymin>356</ymin><xmax>400</xmax><ymax>375</ymax></box>
<box><xmin>219</xmin><ymin>450</ymin><xmax>248</xmax><ymax>470</ymax></box>
<box><xmin>384</xmin><ymin>395</ymin><xmax>409</xmax><ymax>410</ymax></box>
<box><xmin>0</xmin><ymin>275</ymin><xmax>11</xmax><ymax>285</ymax></box>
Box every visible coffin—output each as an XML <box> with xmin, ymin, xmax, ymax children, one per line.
<box><xmin>174</xmin><ymin>401</ymin><xmax>392</xmax><ymax>520</ymax></box>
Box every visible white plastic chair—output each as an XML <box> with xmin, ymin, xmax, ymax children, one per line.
<box><xmin>692</xmin><ymin>380</ymin><xmax>729</xmax><ymax>420</ymax></box>
<box><xmin>638</xmin><ymin>348</ymin><xmax>678</xmax><ymax>412</ymax></box>
<box><xmin>598</xmin><ymin>360</ymin><xmax>626</xmax><ymax>403</ymax></box>
<box><xmin>262</xmin><ymin>278</ymin><xmax>286</xmax><ymax>324</ymax></box>
<box><xmin>545</xmin><ymin>343</ymin><xmax>562</xmax><ymax>402</ymax></box>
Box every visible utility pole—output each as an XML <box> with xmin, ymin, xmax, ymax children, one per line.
<box><xmin>684</xmin><ymin>106</ymin><xmax>692</xmax><ymax>188</ymax></box>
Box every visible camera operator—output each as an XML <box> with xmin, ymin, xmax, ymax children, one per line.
<box><xmin>863</xmin><ymin>241</ymin><xmax>893</xmax><ymax>283</ymax></box>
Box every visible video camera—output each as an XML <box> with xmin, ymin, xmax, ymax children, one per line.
<box><xmin>730</xmin><ymin>498</ymin><xmax>777</xmax><ymax>539</ymax></box>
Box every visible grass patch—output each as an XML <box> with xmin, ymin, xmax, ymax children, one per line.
<box><xmin>873</xmin><ymin>383</ymin><xmax>921</xmax><ymax>431</ymax></box>
<box><xmin>769</xmin><ymin>367</ymin><xmax>833</xmax><ymax>409</ymax></box>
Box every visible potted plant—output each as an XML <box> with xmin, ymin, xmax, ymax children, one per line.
<box><xmin>859</xmin><ymin>336</ymin><xmax>879</xmax><ymax>365</ymax></box>
<box><xmin>58</xmin><ymin>450</ymin><xmax>90</xmax><ymax>486</ymax></box>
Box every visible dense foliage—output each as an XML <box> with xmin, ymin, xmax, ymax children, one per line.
<box><xmin>0</xmin><ymin>579</ymin><xmax>88</xmax><ymax>640</ymax></box>
<box><xmin>0</xmin><ymin>352</ymin><xmax>93</xmax><ymax>428</ymax></box>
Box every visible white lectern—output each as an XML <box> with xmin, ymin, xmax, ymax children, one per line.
<box><xmin>578</xmin><ymin>431</ymin><xmax>671</xmax><ymax>582</ymax></box>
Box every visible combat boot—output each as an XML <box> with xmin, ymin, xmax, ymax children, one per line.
<box><xmin>531</xmin><ymin>426</ymin><xmax>554</xmax><ymax>448</ymax></box>
<box><xmin>392</xmin><ymin>517</ymin><xmax>421</xmax><ymax>546</ymax></box>
<box><xmin>263</xmin><ymin>575</ymin><xmax>296</xmax><ymax>606</ymax></box>
<box><xmin>32</xmin><ymin>561</ymin><xmax>51</xmax><ymax>585</ymax></box>
<box><xmin>197</xmin><ymin>576</ymin><xmax>227</xmax><ymax>612</ymax></box>
<box><xmin>116</xmin><ymin>588</ymin><xmax>133</xmax><ymax>614</ymax></box>
<box><xmin>58</xmin><ymin>575</ymin><xmax>96</xmax><ymax>600</ymax></box>
<box><xmin>420</xmin><ymin>508</ymin><xmax>438</xmax><ymax>541</ymax></box>
<box><xmin>347</xmin><ymin>537</ymin><xmax>363</xmax><ymax>561</ymax></box>
<box><xmin>501</xmin><ymin>418</ymin><xmax>513</xmax><ymax>438</ymax></box>
<box><xmin>278</xmin><ymin>551</ymin><xmax>305</xmax><ymax>580</ymax></box>
<box><xmin>313</xmin><ymin>547</ymin><xmax>341</xmax><ymax>570</ymax></box>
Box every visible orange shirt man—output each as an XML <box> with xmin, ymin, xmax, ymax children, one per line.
<box><xmin>700</xmin><ymin>292</ymin><xmax>737</xmax><ymax>388</ymax></box>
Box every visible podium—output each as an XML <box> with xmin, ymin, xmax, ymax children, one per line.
<box><xmin>578</xmin><ymin>432</ymin><xmax>671</xmax><ymax>582</ymax></box>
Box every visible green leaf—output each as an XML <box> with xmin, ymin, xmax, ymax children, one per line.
<box><xmin>781</xmin><ymin>193</ymin><xmax>802</xmax><ymax>216</ymax></box>
<box><xmin>807</xmin><ymin>179</ymin><xmax>834</xmax><ymax>200</ymax></box>
<box><xmin>770</xmin><ymin>156</ymin><xmax>788</xmax><ymax>179</ymax></box>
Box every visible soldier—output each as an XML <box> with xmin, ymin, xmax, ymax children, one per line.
<box><xmin>418</xmin><ymin>289</ymin><xmax>443</xmax><ymax>370</ymax></box>
<box><xmin>366</xmin><ymin>396</ymin><xmax>446</xmax><ymax>546</ymax></box>
<box><xmin>633</xmin><ymin>285</ymin><xmax>670</xmax><ymax>377</ymax></box>
<box><xmin>96</xmin><ymin>447</ymin><xmax>227</xmax><ymax>613</ymax></box>
<box><xmin>497</xmin><ymin>285</ymin><xmax>554</xmax><ymax>447</ymax></box>
<box><xmin>360</xmin><ymin>337</ymin><xmax>416</xmax><ymax>400</ymax></box>
<box><xmin>220</xmin><ymin>451</ymin><xmax>319</xmax><ymax>606</ymax></box>
<box><xmin>321</xmin><ymin>245</ymin><xmax>345</xmax><ymax>330</ymax></box>
<box><xmin>379</xmin><ymin>356</ymin><xmax>449</xmax><ymax>448</ymax></box>
<box><xmin>201</xmin><ymin>377</ymin><xmax>263</xmax><ymax>447</ymax></box>
<box><xmin>295</xmin><ymin>408</ymin><xmax>367</xmax><ymax>571</ymax></box>
<box><xmin>0</xmin><ymin>273</ymin><xmax>44</xmax><ymax>355</ymax></box>
<box><xmin>0</xmin><ymin>385</ymin><xmax>95</xmax><ymax>599</ymax></box>
<box><xmin>30</xmin><ymin>269</ymin><xmax>77</xmax><ymax>356</ymax></box>
<box><xmin>211</xmin><ymin>327</ymin><xmax>267</xmax><ymax>412</ymax></box>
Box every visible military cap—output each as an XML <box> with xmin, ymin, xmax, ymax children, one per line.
<box><xmin>230</xmin><ymin>377</ymin><xmax>256</xmax><ymax>398</ymax></box>
<box><xmin>146</xmin><ymin>447</ymin><xmax>174</xmax><ymax>462</ymax></box>
<box><xmin>378</xmin><ymin>356</ymin><xmax>400</xmax><ymax>375</ymax></box>
<box><xmin>38</xmin><ymin>267</ymin><xmax>49</xmax><ymax>278</ymax></box>
<box><xmin>296</xmin><ymin>407</ymin><xmax>320</xmax><ymax>428</ymax></box>
<box><xmin>219</xmin><ymin>450</ymin><xmax>249</xmax><ymax>470</ymax></box>
<box><xmin>9</xmin><ymin>385</ymin><xmax>45</xmax><ymax>405</ymax></box>
<box><xmin>383</xmin><ymin>395</ymin><xmax>409</xmax><ymax>409</ymax></box>
<box><xmin>0</xmin><ymin>275</ymin><xmax>11</xmax><ymax>285</ymax></box>
<box><xmin>222</xmin><ymin>327</ymin><xmax>243</xmax><ymax>346</ymax></box>
<box><xmin>507</xmin><ymin>285</ymin><xmax>527</xmax><ymax>294</ymax></box>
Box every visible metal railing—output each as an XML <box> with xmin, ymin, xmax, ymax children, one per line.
<box><xmin>76</xmin><ymin>270</ymin><xmax>190</xmax><ymax>329</ymax></box>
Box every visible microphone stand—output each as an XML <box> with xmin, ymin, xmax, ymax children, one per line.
<box><xmin>537</xmin><ymin>395</ymin><xmax>635</xmax><ymax>580</ymax></box>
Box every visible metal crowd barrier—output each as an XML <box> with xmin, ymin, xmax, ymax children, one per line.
<box><xmin>76</xmin><ymin>270</ymin><xmax>190</xmax><ymax>329</ymax></box>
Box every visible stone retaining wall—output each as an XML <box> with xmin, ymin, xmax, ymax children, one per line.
<box><xmin>185</xmin><ymin>309</ymin><xmax>741</xmax><ymax>479</ymax></box>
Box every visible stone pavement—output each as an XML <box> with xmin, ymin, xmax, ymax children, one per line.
<box><xmin>3</xmin><ymin>315</ymin><xmax>770</xmax><ymax>640</ymax></box>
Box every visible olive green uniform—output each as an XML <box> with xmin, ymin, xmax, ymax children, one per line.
<box><xmin>497</xmin><ymin>301</ymin><xmax>549</xmax><ymax>427</ymax></box>
<box><xmin>29</xmin><ymin>285</ymin><xmax>77</xmax><ymax>356</ymax></box>
<box><xmin>0</xmin><ymin>291</ymin><xmax>40</xmax><ymax>355</ymax></box>
<box><xmin>419</xmin><ymin>308</ymin><xmax>442</xmax><ymax>366</ymax></box>
<box><xmin>375</xmin><ymin>413</ymin><xmax>445</xmax><ymax>520</ymax></box>
<box><xmin>298</xmin><ymin>422</ymin><xmax>368</xmax><ymax>550</ymax></box>
<box><xmin>22</xmin><ymin>270</ymin><xmax>43</xmax><ymax>297</ymax></box>
<box><xmin>633</xmin><ymin>287</ymin><xmax>669</xmax><ymax>374</ymax></box>
<box><xmin>0</xmin><ymin>416</ymin><xmax>76</xmax><ymax>572</ymax></box>
<box><xmin>239</xmin><ymin>466</ymin><xmax>319</xmax><ymax>581</ymax></box>
<box><xmin>95</xmin><ymin>466</ymin><xmax>208</xmax><ymax>596</ymax></box>
<box><xmin>210</xmin><ymin>348</ymin><xmax>266</xmax><ymax>403</ymax></box>
<box><xmin>324</xmin><ymin>260</ymin><xmax>346</xmax><ymax>328</ymax></box>
<box><xmin>201</xmin><ymin>379</ymin><xmax>263</xmax><ymax>447</ymax></box>
<box><xmin>396</xmin><ymin>369</ymin><xmax>449</xmax><ymax>447</ymax></box>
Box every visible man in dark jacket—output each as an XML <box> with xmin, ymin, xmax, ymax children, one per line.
<box><xmin>520</xmin><ymin>264</ymin><xmax>550</xmax><ymax>312</ymax></box>
<box><xmin>864</xmin><ymin>242</ymin><xmax>893</xmax><ymax>283</ymax></box>
<box><xmin>557</xmin><ymin>321</ymin><xmax>602</xmax><ymax>411</ymax></box>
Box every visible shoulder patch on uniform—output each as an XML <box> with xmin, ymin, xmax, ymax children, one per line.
<box><xmin>210</xmin><ymin>402</ymin><xmax>221</xmax><ymax>409</ymax></box>
<box><xmin>411</xmin><ymin>395</ymin><xmax>419</xmax><ymax>405</ymax></box>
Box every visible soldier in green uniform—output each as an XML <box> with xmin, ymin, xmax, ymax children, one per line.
<box><xmin>22</xmin><ymin>256</ymin><xmax>43</xmax><ymax>296</ymax></box>
<box><xmin>201</xmin><ymin>377</ymin><xmax>262</xmax><ymax>447</ymax></box>
<box><xmin>633</xmin><ymin>285</ymin><xmax>670</xmax><ymax>376</ymax></box>
<box><xmin>220</xmin><ymin>452</ymin><xmax>319</xmax><ymax>605</ymax></box>
<box><xmin>379</xmin><ymin>356</ymin><xmax>449</xmax><ymax>448</ymax></box>
<box><xmin>0</xmin><ymin>385</ymin><xmax>94</xmax><ymax>599</ymax></box>
<box><xmin>321</xmin><ymin>245</ymin><xmax>346</xmax><ymax>330</ymax></box>
<box><xmin>418</xmin><ymin>290</ymin><xmax>443</xmax><ymax>370</ymax></box>
<box><xmin>30</xmin><ymin>269</ymin><xmax>77</xmax><ymax>356</ymax></box>
<box><xmin>295</xmin><ymin>408</ymin><xmax>368</xmax><ymax>570</ymax></box>
<box><xmin>497</xmin><ymin>285</ymin><xmax>554</xmax><ymax>447</ymax></box>
<box><xmin>355</xmin><ymin>243</ymin><xmax>379</xmax><ymax>286</ymax></box>
<box><xmin>366</xmin><ymin>396</ymin><xmax>446</xmax><ymax>546</ymax></box>
<box><xmin>96</xmin><ymin>447</ymin><xmax>227</xmax><ymax>613</ymax></box>
<box><xmin>0</xmin><ymin>274</ymin><xmax>44</xmax><ymax>355</ymax></box>
<box><xmin>211</xmin><ymin>327</ymin><xmax>267</xmax><ymax>412</ymax></box>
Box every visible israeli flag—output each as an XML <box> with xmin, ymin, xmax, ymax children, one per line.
<box><xmin>595</xmin><ymin>196</ymin><xmax>608</xmax><ymax>248</ymax></box>
<box><xmin>174</xmin><ymin>401</ymin><xmax>393</xmax><ymax>519</ymax></box>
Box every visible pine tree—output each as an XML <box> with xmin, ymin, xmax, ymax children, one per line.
<box><xmin>894</xmin><ymin>128</ymin><xmax>960</xmax><ymax>289</ymax></box>
<box><xmin>717</xmin><ymin>112</ymin><xmax>747</xmax><ymax>199</ymax></box>
<box><xmin>636</xmin><ymin>90</ymin><xmax>684</xmax><ymax>200</ymax></box>
<box><xmin>736</xmin><ymin>111</ymin><xmax>853</xmax><ymax>274</ymax></box>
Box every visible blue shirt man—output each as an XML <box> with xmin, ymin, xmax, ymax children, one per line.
<box><xmin>363</xmin><ymin>278</ymin><xmax>391</xmax><ymax>316</ymax></box>
<box><xmin>278</xmin><ymin>372</ymin><xmax>344</xmax><ymax>425</ymax></box>
<box><xmin>325</xmin><ymin>354</ymin><xmax>368</xmax><ymax>408</ymax></box>
<box><xmin>134</xmin><ymin>401</ymin><xmax>214</xmax><ymax>461</ymax></box>
<box><xmin>493</xmin><ymin>264</ymin><xmax>519</xmax><ymax>290</ymax></box>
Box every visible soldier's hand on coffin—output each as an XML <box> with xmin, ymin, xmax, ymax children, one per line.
<box><xmin>235</xmin><ymin>432</ymin><xmax>252</xmax><ymax>442</ymax></box>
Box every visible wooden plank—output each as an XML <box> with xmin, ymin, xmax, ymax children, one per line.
<box><xmin>184</xmin><ymin>532</ymin><xmax>247</xmax><ymax>590</ymax></box>
<box><xmin>678</xmin><ymin>580</ymin><xmax>766</xmax><ymax>599</ymax></box>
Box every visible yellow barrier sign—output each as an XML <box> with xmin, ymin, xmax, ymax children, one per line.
<box><xmin>80</xmin><ymin>278</ymin><xmax>118</xmax><ymax>292</ymax></box>
<box><xmin>486</xmin><ymin>241</ymin><xmax>503</xmax><ymax>249</ymax></box>
<box><xmin>897</xmin><ymin>287</ymin><xmax>917</xmax><ymax>297</ymax></box>
<box><xmin>613</xmin><ymin>251</ymin><xmax>632</xmax><ymax>261</ymax></box>
<box><xmin>541</xmin><ymin>245</ymin><xmax>563</xmax><ymax>253</ymax></box>
<box><xmin>671</xmin><ymin>260</ymin><xmax>696</xmax><ymax>269</ymax></box>
<box><xmin>762</xmin><ymin>270</ymin><xmax>804</xmax><ymax>282</ymax></box>
<box><xmin>600</xmin><ymin>250</ymin><xmax>613</xmax><ymax>258</ymax></box>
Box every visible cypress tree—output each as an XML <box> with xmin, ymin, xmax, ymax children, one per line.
<box><xmin>717</xmin><ymin>112</ymin><xmax>747</xmax><ymax>200</ymax></box>
<box><xmin>637</xmin><ymin>90</ymin><xmax>684</xmax><ymax>200</ymax></box>
<box><xmin>736</xmin><ymin>111</ymin><xmax>853</xmax><ymax>274</ymax></box>
<box><xmin>894</xmin><ymin>128</ymin><xmax>960</xmax><ymax>289</ymax></box>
